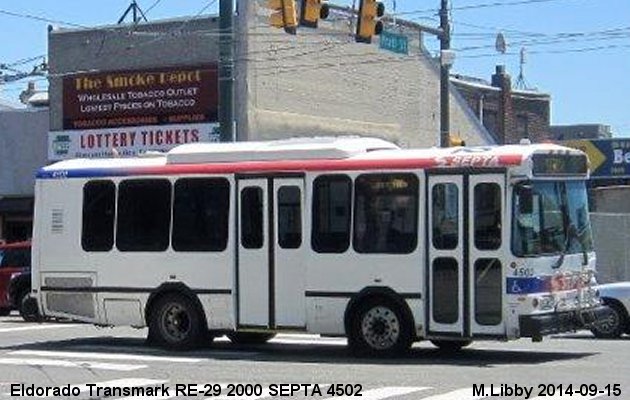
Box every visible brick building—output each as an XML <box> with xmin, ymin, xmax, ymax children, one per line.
<box><xmin>451</xmin><ymin>65</ymin><xmax>551</xmax><ymax>144</ymax></box>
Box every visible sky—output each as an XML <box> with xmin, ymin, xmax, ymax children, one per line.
<box><xmin>0</xmin><ymin>0</ymin><xmax>628</xmax><ymax>136</ymax></box>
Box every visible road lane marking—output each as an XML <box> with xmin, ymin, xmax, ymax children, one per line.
<box><xmin>420</xmin><ymin>388</ymin><xmax>486</xmax><ymax>400</ymax></box>
<box><xmin>9</xmin><ymin>349</ymin><xmax>203</xmax><ymax>363</ymax></box>
<box><xmin>322</xmin><ymin>387</ymin><xmax>430</xmax><ymax>400</ymax></box>
<box><xmin>58</xmin><ymin>378</ymin><xmax>167</xmax><ymax>397</ymax></box>
<box><xmin>0</xmin><ymin>324</ymin><xmax>81</xmax><ymax>333</ymax></box>
<box><xmin>0</xmin><ymin>358</ymin><xmax>146</xmax><ymax>371</ymax></box>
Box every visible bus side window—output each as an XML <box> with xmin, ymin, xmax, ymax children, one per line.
<box><xmin>82</xmin><ymin>180</ymin><xmax>115</xmax><ymax>252</ymax></box>
<box><xmin>241</xmin><ymin>187</ymin><xmax>264</xmax><ymax>249</ymax></box>
<box><xmin>172</xmin><ymin>178</ymin><xmax>230</xmax><ymax>252</ymax></box>
<box><xmin>432</xmin><ymin>183</ymin><xmax>459</xmax><ymax>250</ymax></box>
<box><xmin>312</xmin><ymin>175</ymin><xmax>351</xmax><ymax>253</ymax></box>
<box><xmin>474</xmin><ymin>183</ymin><xmax>502</xmax><ymax>250</ymax></box>
<box><xmin>278</xmin><ymin>186</ymin><xmax>302</xmax><ymax>249</ymax></box>
<box><xmin>353</xmin><ymin>173</ymin><xmax>418</xmax><ymax>254</ymax></box>
<box><xmin>116</xmin><ymin>179</ymin><xmax>172</xmax><ymax>252</ymax></box>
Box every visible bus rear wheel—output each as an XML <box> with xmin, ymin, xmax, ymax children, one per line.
<box><xmin>18</xmin><ymin>291</ymin><xmax>40</xmax><ymax>322</ymax></box>
<box><xmin>349</xmin><ymin>297</ymin><xmax>412</xmax><ymax>357</ymax></box>
<box><xmin>148</xmin><ymin>293</ymin><xmax>204</xmax><ymax>350</ymax></box>
<box><xmin>227</xmin><ymin>332</ymin><xmax>276</xmax><ymax>345</ymax></box>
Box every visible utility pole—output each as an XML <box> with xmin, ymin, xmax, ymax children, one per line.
<box><xmin>439</xmin><ymin>0</ymin><xmax>451</xmax><ymax>148</ymax></box>
<box><xmin>117</xmin><ymin>0</ymin><xmax>148</xmax><ymax>24</ymax></box>
<box><xmin>219</xmin><ymin>0</ymin><xmax>235</xmax><ymax>142</ymax></box>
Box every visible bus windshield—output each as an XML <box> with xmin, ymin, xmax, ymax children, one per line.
<box><xmin>512</xmin><ymin>180</ymin><xmax>594</xmax><ymax>257</ymax></box>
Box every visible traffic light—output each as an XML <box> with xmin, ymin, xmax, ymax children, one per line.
<box><xmin>449</xmin><ymin>135</ymin><xmax>466</xmax><ymax>147</ymax></box>
<box><xmin>267</xmin><ymin>0</ymin><xmax>298</xmax><ymax>34</ymax></box>
<box><xmin>355</xmin><ymin>0</ymin><xmax>385</xmax><ymax>44</ymax></box>
<box><xmin>299</xmin><ymin>0</ymin><xmax>330</xmax><ymax>28</ymax></box>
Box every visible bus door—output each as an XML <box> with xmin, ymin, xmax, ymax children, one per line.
<box><xmin>468</xmin><ymin>174</ymin><xmax>505</xmax><ymax>337</ymax></box>
<box><xmin>427</xmin><ymin>172</ymin><xmax>506</xmax><ymax>338</ymax></box>
<box><xmin>236</xmin><ymin>176</ymin><xmax>305</xmax><ymax>329</ymax></box>
<box><xmin>427</xmin><ymin>175</ymin><xmax>465</xmax><ymax>336</ymax></box>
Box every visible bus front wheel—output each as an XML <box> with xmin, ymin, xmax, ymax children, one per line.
<box><xmin>148</xmin><ymin>293</ymin><xmax>204</xmax><ymax>350</ymax></box>
<box><xmin>349</xmin><ymin>297</ymin><xmax>412</xmax><ymax>357</ymax></box>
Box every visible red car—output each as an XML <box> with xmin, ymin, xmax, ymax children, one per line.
<box><xmin>0</xmin><ymin>241</ymin><xmax>31</xmax><ymax>316</ymax></box>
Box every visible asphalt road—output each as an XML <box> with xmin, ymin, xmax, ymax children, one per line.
<box><xmin>0</xmin><ymin>312</ymin><xmax>628</xmax><ymax>400</ymax></box>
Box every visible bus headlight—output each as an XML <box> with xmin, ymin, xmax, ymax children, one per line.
<box><xmin>533</xmin><ymin>295</ymin><xmax>555</xmax><ymax>310</ymax></box>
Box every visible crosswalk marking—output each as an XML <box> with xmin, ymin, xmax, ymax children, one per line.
<box><xmin>322</xmin><ymin>386</ymin><xmax>430</xmax><ymax>400</ymax></box>
<box><xmin>10</xmin><ymin>349</ymin><xmax>203</xmax><ymax>363</ymax></box>
<box><xmin>36</xmin><ymin>378</ymin><xmax>167</xmax><ymax>398</ymax></box>
<box><xmin>420</xmin><ymin>388</ymin><xmax>486</xmax><ymax>400</ymax></box>
<box><xmin>0</xmin><ymin>357</ymin><xmax>146</xmax><ymax>371</ymax></box>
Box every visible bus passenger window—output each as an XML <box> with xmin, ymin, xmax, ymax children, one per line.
<box><xmin>432</xmin><ymin>183</ymin><xmax>459</xmax><ymax>250</ymax></box>
<box><xmin>474</xmin><ymin>183</ymin><xmax>502</xmax><ymax>250</ymax></box>
<box><xmin>353</xmin><ymin>174</ymin><xmax>418</xmax><ymax>254</ymax></box>
<box><xmin>312</xmin><ymin>175</ymin><xmax>351</xmax><ymax>253</ymax></box>
<box><xmin>173</xmin><ymin>178</ymin><xmax>230</xmax><ymax>252</ymax></box>
<box><xmin>82</xmin><ymin>180</ymin><xmax>115</xmax><ymax>252</ymax></box>
<box><xmin>241</xmin><ymin>187</ymin><xmax>264</xmax><ymax>249</ymax></box>
<box><xmin>116</xmin><ymin>179</ymin><xmax>172</xmax><ymax>252</ymax></box>
<box><xmin>278</xmin><ymin>186</ymin><xmax>302</xmax><ymax>249</ymax></box>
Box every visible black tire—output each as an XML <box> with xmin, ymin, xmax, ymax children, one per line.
<box><xmin>148</xmin><ymin>293</ymin><xmax>205</xmax><ymax>350</ymax></box>
<box><xmin>430</xmin><ymin>339</ymin><xmax>473</xmax><ymax>352</ymax></box>
<box><xmin>227</xmin><ymin>332</ymin><xmax>276</xmax><ymax>345</ymax></box>
<box><xmin>0</xmin><ymin>308</ymin><xmax>10</xmax><ymax>317</ymax></box>
<box><xmin>348</xmin><ymin>297</ymin><xmax>413</xmax><ymax>357</ymax></box>
<box><xmin>18</xmin><ymin>291</ymin><xmax>40</xmax><ymax>322</ymax></box>
<box><xmin>591</xmin><ymin>302</ymin><xmax>627</xmax><ymax>339</ymax></box>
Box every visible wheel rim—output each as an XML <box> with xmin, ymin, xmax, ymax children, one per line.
<box><xmin>160</xmin><ymin>302</ymin><xmax>192</xmax><ymax>342</ymax></box>
<box><xmin>361</xmin><ymin>305</ymin><xmax>400</xmax><ymax>350</ymax></box>
<box><xmin>596</xmin><ymin>308</ymin><xmax>620</xmax><ymax>334</ymax></box>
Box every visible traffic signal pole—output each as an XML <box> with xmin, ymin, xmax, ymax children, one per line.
<box><xmin>439</xmin><ymin>0</ymin><xmax>450</xmax><ymax>148</ymax></box>
<box><xmin>219</xmin><ymin>0</ymin><xmax>235</xmax><ymax>142</ymax></box>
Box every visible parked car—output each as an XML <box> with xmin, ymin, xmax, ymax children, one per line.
<box><xmin>0</xmin><ymin>241</ymin><xmax>31</xmax><ymax>316</ymax></box>
<box><xmin>8</xmin><ymin>268</ymin><xmax>39</xmax><ymax>322</ymax></box>
<box><xmin>591</xmin><ymin>282</ymin><xmax>630</xmax><ymax>338</ymax></box>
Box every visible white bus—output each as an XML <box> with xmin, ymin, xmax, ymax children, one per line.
<box><xmin>31</xmin><ymin>137</ymin><xmax>610</xmax><ymax>355</ymax></box>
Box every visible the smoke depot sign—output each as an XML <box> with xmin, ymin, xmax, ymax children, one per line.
<box><xmin>564</xmin><ymin>139</ymin><xmax>630</xmax><ymax>179</ymax></box>
<box><xmin>49</xmin><ymin>122</ymin><xmax>220</xmax><ymax>161</ymax></box>
<box><xmin>50</xmin><ymin>64</ymin><xmax>220</xmax><ymax>160</ymax></box>
<box><xmin>62</xmin><ymin>65</ymin><xmax>218</xmax><ymax>129</ymax></box>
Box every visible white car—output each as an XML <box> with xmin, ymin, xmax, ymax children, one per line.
<box><xmin>591</xmin><ymin>282</ymin><xmax>630</xmax><ymax>338</ymax></box>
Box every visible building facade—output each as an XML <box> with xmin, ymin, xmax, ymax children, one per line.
<box><xmin>451</xmin><ymin>65</ymin><xmax>551</xmax><ymax>144</ymax></box>
<box><xmin>0</xmin><ymin>5</ymin><xmax>497</xmax><ymax>242</ymax></box>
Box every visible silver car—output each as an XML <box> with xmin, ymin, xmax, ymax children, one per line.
<box><xmin>591</xmin><ymin>282</ymin><xmax>630</xmax><ymax>338</ymax></box>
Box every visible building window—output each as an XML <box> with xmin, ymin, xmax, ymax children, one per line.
<box><xmin>312</xmin><ymin>175</ymin><xmax>351</xmax><ymax>253</ymax></box>
<box><xmin>82</xmin><ymin>180</ymin><xmax>115</xmax><ymax>252</ymax></box>
<box><xmin>353</xmin><ymin>173</ymin><xmax>418</xmax><ymax>254</ymax></box>
<box><xmin>116</xmin><ymin>179</ymin><xmax>172</xmax><ymax>252</ymax></box>
<box><xmin>517</xmin><ymin>115</ymin><xmax>529</xmax><ymax>138</ymax></box>
<box><xmin>172</xmin><ymin>178</ymin><xmax>230</xmax><ymax>252</ymax></box>
<box><xmin>483</xmin><ymin>110</ymin><xmax>498</xmax><ymax>137</ymax></box>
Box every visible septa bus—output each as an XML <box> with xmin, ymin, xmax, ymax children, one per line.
<box><xmin>31</xmin><ymin>137</ymin><xmax>611</xmax><ymax>355</ymax></box>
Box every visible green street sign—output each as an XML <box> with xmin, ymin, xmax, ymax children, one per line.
<box><xmin>379</xmin><ymin>30</ymin><xmax>409</xmax><ymax>55</ymax></box>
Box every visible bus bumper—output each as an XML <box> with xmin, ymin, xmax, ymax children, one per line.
<box><xmin>519</xmin><ymin>305</ymin><xmax>613</xmax><ymax>338</ymax></box>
